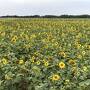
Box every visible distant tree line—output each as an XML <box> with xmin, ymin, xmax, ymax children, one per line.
<box><xmin>1</xmin><ymin>15</ymin><xmax>90</xmax><ymax>18</ymax></box>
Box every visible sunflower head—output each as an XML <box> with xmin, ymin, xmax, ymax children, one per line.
<box><xmin>59</xmin><ymin>62</ymin><xmax>65</xmax><ymax>69</ymax></box>
<box><xmin>44</xmin><ymin>61</ymin><xmax>49</xmax><ymax>67</ymax></box>
<box><xmin>59</xmin><ymin>51</ymin><xmax>66</xmax><ymax>58</ymax></box>
<box><xmin>68</xmin><ymin>59</ymin><xmax>76</xmax><ymax>66</ymax></box>
<box><xmin>2</xmin><ymin>58</ymin><xmax>8</xmax><ymax>65</ymax></box>
<box><xmin>19</xmin><ymin>59</ymin><xmax>24</xmax><ymax>65</ymax></box>
<box><xmin>11</xmin><ymin>35</ymin><xmax>18</xmax><ymax>43</ymax></box>
<box><xmin>52</xmin><ymin>74</ymin><xmax>60</xmax><ymax>81</ymax></box>
<box><xmin>36</xmin><ymin>61</ymin><xmax>41</xmax><ymax>65</ymax></box>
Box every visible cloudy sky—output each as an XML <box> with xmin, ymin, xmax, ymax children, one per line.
<box><xmin>0</xmin><ymin>0</ymin><xmax>90</xmax><ymax>16</ymax></box>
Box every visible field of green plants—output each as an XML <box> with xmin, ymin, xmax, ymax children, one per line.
<box><xmin>0</xmin><ymin>18</ymin><xmax>90</xmax><ymax>90</ymax></box>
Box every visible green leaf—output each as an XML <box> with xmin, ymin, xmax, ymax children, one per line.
<box><xmin>79</xmin><ymin>79</ymin><xmax>90</xmax><ymax>86</ymax></box>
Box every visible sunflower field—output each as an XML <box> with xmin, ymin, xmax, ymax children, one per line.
<box><xmin>0</xmin><ymin>18</ymin><xmax>90</xmax><ymax>90</ymax></box>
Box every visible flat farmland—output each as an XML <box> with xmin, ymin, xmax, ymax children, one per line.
<box><xmin>0</xmin><ymin>18</ymin><xmax>90</xmax><ymax>90</ymax></box>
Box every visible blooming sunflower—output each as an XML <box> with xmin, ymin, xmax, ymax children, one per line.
<box><xmin>11</xmin><ymin>35</ymin><xmax>18</xmax><ymax>43</ymax></box>
<box><xmin>36</xmin><ymin>61</ymin><xmax>41</xmax><ymax>65</ymax></box>
<box><xmin>59</xmin><ymin>62</ymin><xmax>65</xmax><ymax>69</ymax></box>
<box><xmin>59</xmin><ymin>51</ymin><xmax>66</xmax><ymax>58</ymax></box>
<box><xmin>52</xmin><ymin>74</ymin><xmax>60</xmax><ymax>81</ymax></box>
<box><xmin>2</xmin><ymin>58</ymin><xmax>8</xmax><ymax>65</ymax></box>
<box><xmin>44</xmin><ymin>61</ymin><xmax>49</xmax><ymax>67</ymax></box>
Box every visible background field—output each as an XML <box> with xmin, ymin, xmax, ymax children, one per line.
<box><xmin>0</xmin><ymin>18</ymin><xmax>90</xmax><ymax>90</ymax></box>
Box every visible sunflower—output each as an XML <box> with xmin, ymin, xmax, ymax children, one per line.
<box><xmin>82</xmin><ymin>51</ymin><xmax>86</xmax><ymax>55</ymax></box>
<box><xmin>2</xmin><ymin>58</ymin><xmax>8</xmax><ymax>65</ymax></box>
<box><xmin>11</xmin><ymin>35</ymin><xmax>18</xmax><ymax>43</ymax></box>
<box><xmin>31</xmin><ymin>56</ymin><xmax>36</xmax><ymax>63</ymax></box>
<box><xmin>19</xmin><ymin>60</ymin><xmax>24</xmax><ymax>65</ymax></box>
<box><xmin>44</xmin><ymin>61</ymin><xmax>49</xmax><ymax>67</ymax></box>
<box><xmin>83</xmin><ymin>66</ymin><xmax>88</xmax><ymax>72</ymax></box>
<box><xmin>5</xmin><ymin>74</ymin><xmax>12</xmax><ymax>80</ymax></box>
<box><xmin>59</xmin><ymin>62</ymin><xmax>65</xmax><ymax>69</ymax></box>
<box><xmin>59</xmin><ymin>51</ymin><xmax>66</xmax><ymax>58</ymax></box>
<box><xmin>52</xmin><ymin>74</ymin><xmax>60</xmax><ymax>81</ymax></box>
<box><xmin>64</xmin><ymin>79</ymin><xmax>70</xmax><ymax>84</ymax></box>
<box><xmin>77</xmin><ymin>54</ymin><xmax>82</xmax><ymax>59</ymax></box>
<box><xmin>68</xmin><ymin>59</ymin><xmax>76</xmax><ymax>65</ymax></box>
<box><xmin>36</xmin><ymin>61</ymin><xmax>41</xmax><ymax>65</ymax></box>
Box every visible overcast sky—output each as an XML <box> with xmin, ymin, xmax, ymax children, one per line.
<box><xmin>0</xmin><ymin>0</ymin><xmax>90</xmax><ymax>16</ymax></box>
